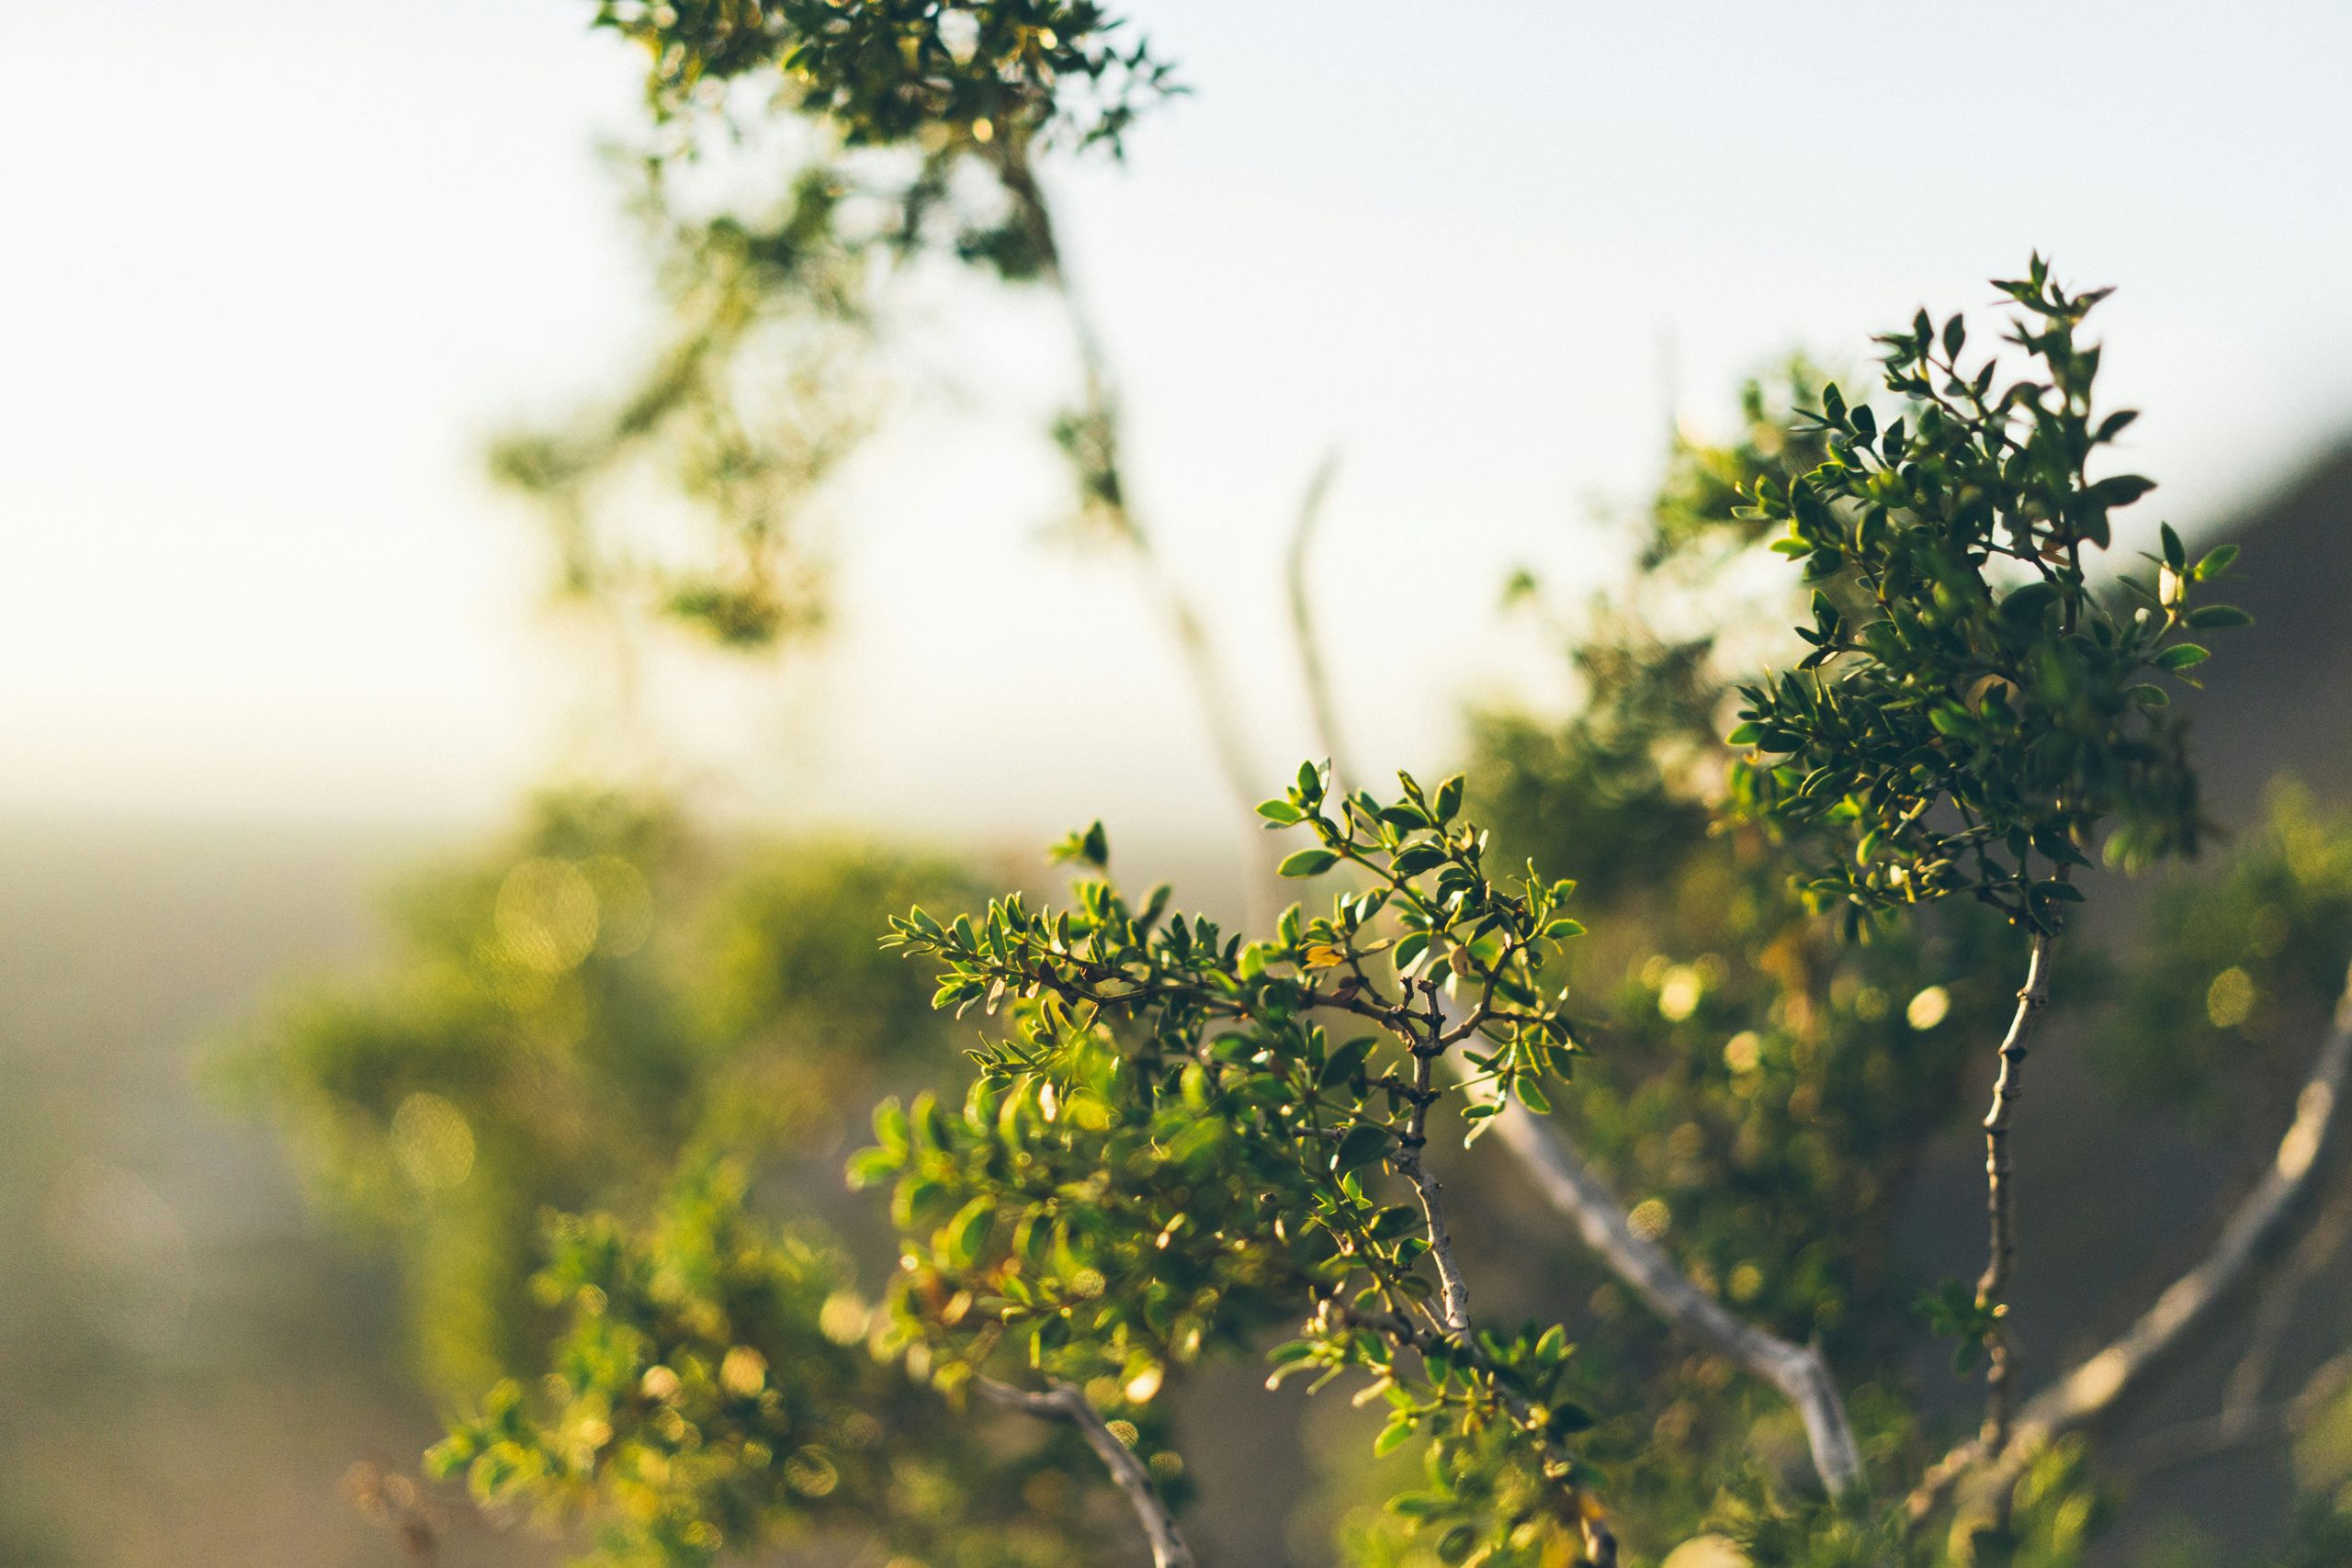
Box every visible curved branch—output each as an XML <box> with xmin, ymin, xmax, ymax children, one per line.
<box><xmin>1284</xmin><ymin>449</ymin><xmax>1351</xmax><ymax>780</ymax></box>
<box><xmin>1486</xmin><ymin>1099</ymin><xmax>1866</xmax><ymax>1499</ymax></box>
<box><xmin>992</xmin><ymin>131</ymin><xmax>1277</xmax><ymax>915</ymax></box>
<box><xmin>1906</xmin><ymin>960</ymin><xmax>2352</xmax><ymax>1529</ymax></box>
<box><xmin>2223</xmin><ymin>1169</ymin><xmax>2352</xmax><ymax>1422</ymax></box>
<box><xmin>974</xmin><ymin>1377</ymin><xmax>1195</xmax><ymax>1568</ymax></box>
<box><xmin>2122</xmin><ymin>1347</ymin><xmax>2352</xmax><ymax>1485</ymax></box>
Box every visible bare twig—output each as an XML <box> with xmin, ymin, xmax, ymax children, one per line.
<box><xmin>1284</xmin><ymin>449</ymin><xmax>1351</xmax><ymax>781</ymax></box>
<box><xmin>1906</xmin><ymin>960</ymin><xmax>2352</xmax><ymax>1531</ymax></box>
<box><xmin>991</xmin><ymin>130</ymin><xmax>1277</xmax><ymax>915</ymax></box>
<box><xmin>1483</xmin><ymin>1096</ymin><xmax>1867</xmax><ymax>1499</ymax></box>
<box><xmin>2123</xmin><ymin>1348</ymin><xmax>2352</xmax><ymax>1485</ymax></box>
<box><xmin>2223</xmin><ymin>1172</ymin><xmax>2352</xmax><ymax>1423</ymax></box>
<box><xmin>1977</xmin><ymin>932</ymin><xmax>2058</xmax><ymax>1450</ymax></box>
<box><xmin>974</xmin><ymin>1377</ymin><xmax>1195</xmax><ymax>1568</ymax></box>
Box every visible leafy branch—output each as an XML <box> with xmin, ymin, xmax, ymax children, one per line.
<box><xmin>867</xmin><ymin>772</ymin><xmax>1617</xmax><ymax>1562</ymax></box>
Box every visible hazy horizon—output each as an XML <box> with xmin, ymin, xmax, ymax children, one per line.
<box><xmin>11</xmin><ymin>0</ymin><xmax>2352</xmax><ymax>850</ymax></box>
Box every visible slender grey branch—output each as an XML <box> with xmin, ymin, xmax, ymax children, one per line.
<box><xmin>1907</xmin><ymin>960</ymin><xmax>2352</xmax><ymax>1531</ymax></box>
<box><xmin>974</xmin><ymin>1377</ymin><xmax>1195</xmax><ymax>1568</ymax></box>
<box><xmin>1284</xmin><ymin>449</ymin><xmax>1351</xmax><ymax>780</ymax></box>
<box><xmin>2123</xmin><ymin>1348</ymin><xmax>2352</xmax><ymax>1485</ymax></box>
<box><xmin>2223</xmin><ymin>1170</ymin><xmax>2352</xmax><ymax>1422</ymax></box>
<box><xmin>1977</xmin><ymin>931</ymin><xmax>2057</xmax><ymax>1449</ymax></box>
<box><xmin>1483</xmin><ymin>1096</ymin><xmax>1866</xmax><ymax>1498</ymax></box>
<box><xmin>991</xmin><ymin>130</ymin><xmax>1277</xmax><ymax>918</ymax></box>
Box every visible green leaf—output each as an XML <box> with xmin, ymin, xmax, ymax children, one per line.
<box><xmin>1547</xmin><ymin>1403</ymin><xmax>1595</xmax><ymax>1436</ymax></box>
<box><xmin>2194</xmin><ymin>543</ymin><xmax>2240</xmax><ymax>581</ymax></box>
<box><xmin>1317</xmin><ymin>1037</ymin><xmax>1374</xmax><ymax>1090</ymax></box>
<box><xmin>2160</xmin><ymin>521</ymin><xmax>2187</xmax><ymax>572</ymax></box>
<box><xmin>2185</xmin><ymin>604</ymin><xmax>2253</xmax><ymax>629</ymax></box>
<box><xmin>1277</xmin><ymin>848</ymin><xmax>1339</xmax><ymax>878</ymax></box>
<box><xmin>1392</xmin><ymin>844</ymin><xmax>1445</xmax><ymax>876</ymax></box>
<box><xmin>1333</xmin><ymin>1123</ymin><xmax>1390</xmax><ymax>1172</ymax></box>
<box><xmin>2089</xmin><ymin>473</ymin><xmax>2157</xmax><ymax>508</ymax></box>
<box><xmin>1432</xmin><ymin>776</ymin><xmax>1464</xmax><ymax>823</ymax></box>
<box><xmin>2153</xmin><ymin>643</ymin><xmax>2211</xmax><ymax>671</ymax></box>
<box><xmin>1997</xmin><ymin>581</ymin><xmax>2064</xmax><ymax>623</ymax></box>
<box><xmin>943</xmin><ymin>1197</ymin><xmax>995</xmax><ymax>1269</ymax></box>
<box><xmin>845</xmin><ymin>1145</ymin><xmax>900</xmax><ymax>1189</ymax></box>
<box><xmin>1256</xmin><ymin>798</ymin><xmax>1304</xmax><ymax>824</ymax></box>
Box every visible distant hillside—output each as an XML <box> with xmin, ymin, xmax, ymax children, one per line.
<box><xmin>2181</xmin><ymin>440</ymin><xmax>2352</xmax><ymax>821</ymax></box>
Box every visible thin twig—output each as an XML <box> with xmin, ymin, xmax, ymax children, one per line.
<box><xmin>1284</xmin><ymin>449</ymin><xmax>1351</xmax><ymax>780</ymax></box>
<box><xmin>974</xmin><ymin>1377</ymin><xmax>1195</xmax><ymax>1568</ymax></box>
<box><xmin>1394</xmin><ymin>1007</ymin><xmax>1472</xmax><ymax>1337</ymax></box>
<box><xmin>1482</xmin><ymin>1095</ymin><xmax>1867</xmax><ymax>1499</ymax></box>
<box><xmin>2122</xmin><ymin>1348</ymin><xmax>2352</xmax><ymax>1485</ymax></box>
<box><xmin>1906</xmin><ymin>960</ymin><xmax>2352</xmax><ymax>1532</ymax></box>
<box><xmin>2223</xmin><ymin>1171</ymin><xmax>2352</xmax><ymax>1423</ymax></box>
<box><xmin>1977</xmin><ymin>931</ymin><xmax>2058</xmax><ymax>1450</ymax></box>
<box><xmin>991</xmin><ymin>130</ymin><xmax>1278</xmax><ymax>916</ymax></box>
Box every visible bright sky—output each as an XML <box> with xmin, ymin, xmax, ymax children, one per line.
<box><xmin>6</xmin><ymin>1</ymin><xmax>2351</xmax><ymax>854</ymax></box>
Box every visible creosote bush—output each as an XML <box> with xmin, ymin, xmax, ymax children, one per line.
<box><xmin>225</xmin><ymin>6</ymin><xmax>2352</xmax><ymax>1565</ymax></box>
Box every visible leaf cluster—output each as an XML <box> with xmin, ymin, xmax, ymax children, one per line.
<box><xmin>870</xmin><ymin>771</ymin><xmax>1610</xmax><ymax>1559</ymax></box>
<box><xmin>430</xmin><ymin>1162</ymin><xmax>1102</xmax><ymax>1568</ymax></box>
<box><xmin>1726</xmin><ymin>261</ymin><xmax>2248</xmax><ymax>932</ymax></box>
<box><xmin>595</xmin><ymin>0</ymin><xmax>1181</xmax><ymax>157</ymax></box>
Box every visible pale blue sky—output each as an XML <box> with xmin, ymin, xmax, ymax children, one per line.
<box><xmin>6</xmin><ymin>2</ymin><xmax>2350</xmax><ymax>852</ymax></box>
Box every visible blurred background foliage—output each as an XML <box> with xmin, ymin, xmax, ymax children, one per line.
<box><xmin>218</xmin><ymin>792</ymin><xmax>979</xmax><ymax>1394</ymax></box>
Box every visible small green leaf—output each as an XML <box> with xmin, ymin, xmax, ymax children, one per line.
<box><xmin>1433</xmin><ymin>775</ymin><xmax>1464</xmax><ymax>823</ymax></box>
<box><xmin>1256</xmin><ymin>798</ymin><xmax>1305</xmax><ymax>824</ymax></box>
<box><xmin>943</xmin><ymin>1197</ymin><xmax>995</xmax><ymax>1269</ymax></box>
<box><xmin>1333</xmin><ymin>1123</ymin><xmax>1390</xmax><ymax>1172</ymax></box>
<box><xmin>1317</xmin><ymin>1037</ymin><xmax>1374</xmax><ymax>1090</ymax></box>
<box><xmin>2185</xmin><ymin>604</ymin><xmax>2253</xmax><ymax>629</ymax></box>
<box><xmin>2153</xmin><ymin>643</ymin><xmax>2211</xmax><ymax>671</ymax></box>
<box><xmin>2089</xmin><ymin>473</ymin><xmax>2156</xmax><ymax>508</ymax></box>
<box><xmin>2194</xmin><ymin>543</ymin><xmax>2240</xmax><ymax>581</ymax></box>
<box><xmin>1277</xmin><ymin>848</ymin><xmax>1339</xmax><ymax>878</ymax></box>
<box><xmin>2160</xmin><ymin>521</ymin><xmax>2187</xmax><ymax>572</ymax></box>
